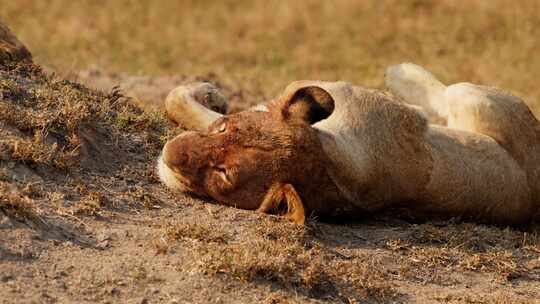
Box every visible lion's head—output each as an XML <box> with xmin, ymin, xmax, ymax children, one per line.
<box><xmin>158</xmin><ymin>82</ymin><xmax>338</xmax><ymax>223</ymax></box>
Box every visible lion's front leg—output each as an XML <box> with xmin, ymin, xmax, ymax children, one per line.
<box><xmin>256</xmin><ymin>183</ymin><xmax>306</xmax><ymax>225</ymax></box>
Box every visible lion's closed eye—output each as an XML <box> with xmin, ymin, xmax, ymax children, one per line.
<box><xmin>215</xmin><ymin>166</ymin><xmax>231</xmax><ymax>185</ymax></box>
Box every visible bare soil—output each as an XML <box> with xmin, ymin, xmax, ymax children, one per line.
<box><xmin>1</xmin><ymin>61</ymin><xmax>539</xmax><ymax>304</ymax></box>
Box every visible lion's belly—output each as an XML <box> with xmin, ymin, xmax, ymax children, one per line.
<box><xmin>418</xmin><ymin>126</ymin><xmax>533</xmax><ymax>224</ymax></box>
<box><xmin>316</xmin><ymin>121</ymin><xmax>534</xmax><ymax>223</ymax></box>
<box><xmin>313</xmin><ymin>83</ymin><xmax>534</xmax><ymax>224</ymax></box>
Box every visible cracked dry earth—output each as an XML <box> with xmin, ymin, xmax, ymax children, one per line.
<box><xmin>1</xmin><ymin>63</ymin><xmax>540</xmax><ymax>304</ymax></box>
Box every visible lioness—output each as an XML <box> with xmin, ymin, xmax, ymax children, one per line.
<box><xmin>158</xmin><ymin>64</ymin><xmax>540</xmax><ymax>225</ymax></box>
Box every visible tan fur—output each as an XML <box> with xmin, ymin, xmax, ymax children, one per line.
<box><xmin>159</xmin><ymin>65</ymin><xmax>540</xmax><ymax>225</ymax></box>
<box><xmin>385</xmin><ymin>63</ymin><xmax>447</xmax><ymax>122</ymax></box>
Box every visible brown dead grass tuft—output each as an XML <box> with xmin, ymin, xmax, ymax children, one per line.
<box><xmin>165</xmin><ymin>221</ymin><xmax>231</xmax><ymax>244</ymax></box>
<box><xmin>0</xmin><ymin>60</ymin><xmax>169</xmax><ymax>172</ymax></box>
<box><xmin>70</xmin><ymin>192</ymin><xmax>109</xmax><ymax>216</ymax></box>
<box><xmin>262</xmin><ymin>292</ymin><xmax>303</xmax><ymax>304</ymax></box>
<box><xmin>0</xmin><ymin>61</ymin><xmax>110</xmax><ymax>170</ymax></box>
<box><xmin>1</xmin><ymin>134</ymin><xmax>76</xmax><ymax>169</ymax></box>
<box><xmin>1</xmin><ymin>58</ymin><xmax>172</xmax><ymax>222</ymax></box>
<box><xmin>432</xmin><ymin>292</ymin><xmax>537</xmax><ymax>304</ymax></box>
<box><xmin>0</xmin><ymin>181</ymin><xmax>39</xmax><ymax>222</ymax></box>
<box><xmin>166</xmin><ymin>218</ymin><xmax>399</xmax><ymax>302</ymax></box>
<box><xmin>129</xmin><ymin>186</ymin><xmax>162</xmax><ymax>210</ymax></box>
<box><xmin>384</xmin><ymin>223</ymin><xmax>540</xmax><ymax>284</ymax></box>
<box><xmin>460</xmin><ymin>251</ymin><xmax>521</xmax><ymax>281</ymax></box>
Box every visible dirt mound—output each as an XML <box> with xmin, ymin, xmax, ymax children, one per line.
<box><xmin>0</xmin><ymin>36</ymin><xmax>171</xmax><ymax>274</ymax></box>
<box><xmin>0</xmin><ymin>21</ymin><xmax>31</xmax><ymax>63</ymax></box>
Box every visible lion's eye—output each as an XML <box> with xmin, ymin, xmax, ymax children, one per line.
<box><xmin>217</xmin><ymin>123</ymin><xmax>226</xmax><ymax>133</ymax></box>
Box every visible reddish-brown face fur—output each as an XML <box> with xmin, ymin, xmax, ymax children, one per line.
<box><xmin>161</xmin><ymin>89</ymin><xmax>341</xmax><ymax>214</ymax></box>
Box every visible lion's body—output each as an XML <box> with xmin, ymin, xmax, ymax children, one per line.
<box><xmin>309</xmin><ymin>80</ymin><xmax>537</xmax><ymax>224</ymax></box>
<box><xmin>159</xmin><ymin>64</ymin><xmax>540</xmax><ymax>225</ymax></box>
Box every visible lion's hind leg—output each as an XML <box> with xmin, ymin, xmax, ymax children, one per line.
<box><xmin>385</xmin><ymin>63</ymin><xmax>449</xmax><ymax>124</ymax></box>
<box><xmin>445</xmin><ymin>83</ymin><xmax>540</xmax><ymax>204</ymax></box>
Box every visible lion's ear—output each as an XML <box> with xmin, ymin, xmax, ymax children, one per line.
<box><xmin>256</xmin><ymin>183</ymin><xmax>305</xmax><ymax>225</ymax></box>
<box><xmin>276</xmin><ymin>85</ymin><xmax>335</xmax><ymax>125</ymax></box>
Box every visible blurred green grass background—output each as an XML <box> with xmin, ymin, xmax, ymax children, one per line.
<box><xmin>2</xmin><ymin>0</ymin><xmax>539</xmax><ymax>113</ymax></box>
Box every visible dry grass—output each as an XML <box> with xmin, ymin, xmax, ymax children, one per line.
<box><xmin>160</xmin><ymin>218</ymin><xmax>399</xmax><ymax>303</ymax></box>
<box><xmin>165</xmin><ymin>221</ymin><xmax>232</xmax><ymax>244</ymax></box>
<box><xmin>0</xmin><ymin>61</ymin><xmax>120</xmax><ymax>169</ymax></box>
<box><xmin>0</xmin><ymin>181</ymin><xmax>39</xmax><ymax>222</ymax></box>
<box><xmin>384</xmin><ymin>223</ymin><xmax>540</xmax><ymax>285</ymax></box>
<box><xmin>3</xmin><ymin>1</ymin><xmax>540</xmax><ymax>115</ymax></box>
<box><xmin>0</xmin><ymin>59</ymin><xmax>170</xmax><ymax>228</ymax></box>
